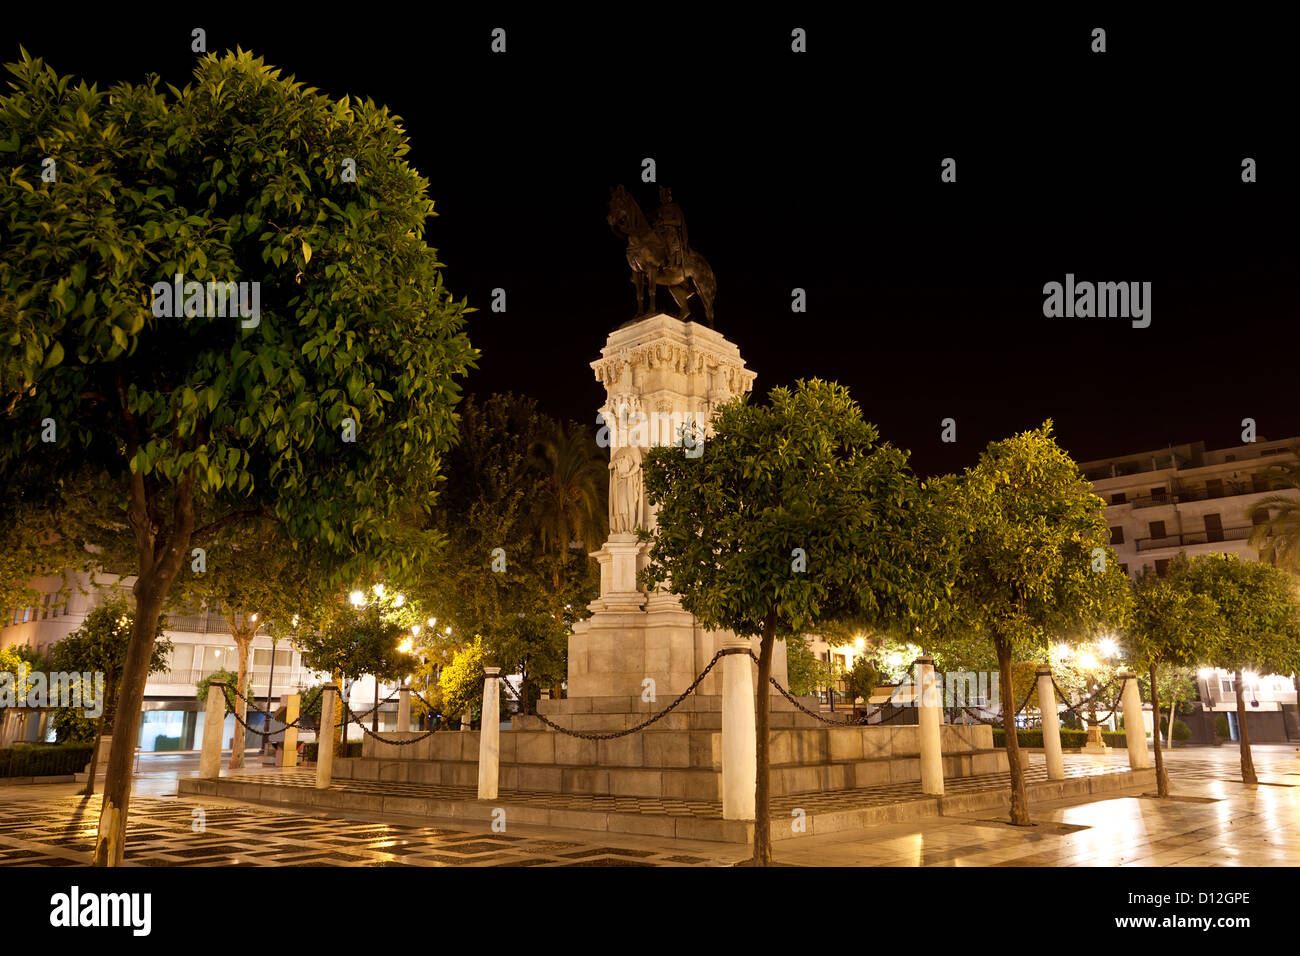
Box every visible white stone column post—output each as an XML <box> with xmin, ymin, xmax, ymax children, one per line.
<box><xmin>198</xmin><ymin>680</ymin><xmax>227</xmax><ymax>779</ymax></box>
<box><xmin>1119</xmin><ymin>672</ymin><xmax>1150</xmax><ymax>769</ymax></box>
<box><xmin>282</xmin><ymin>693</ymin><xmax>300</xmax><ymax>769</ymax></box>
<box><xmin>397</xmin><ymin>686</ymin><xmax>411</xmax><ymax>733</ymax></box>
<box><xmin>1036</xmin><ymin>666</ymin><xmax>1065</xmax><ymax>780</ymax></box>
<box><xmin>460</xmin><ymin>712</ymin><xmax>471</xmax><ymax>731</ymax></box>
<box><xmin>316</xmin><ymin>684</ymin><xmax>338</xmax><ymax>789</ymax></box>
<box><xmin>721</xmin><ymin>639</ymin><xmax>757</xmax><ymax>821</ymax></box>
<box><xmin>478</xmin><ymin>668</ymin><xmax>501</xmax><ymax>800</ymax></box>
<box><xmin>915</xmin><ymin>657</ymin><xmax>944</xmax><ymax>796</ymax></box>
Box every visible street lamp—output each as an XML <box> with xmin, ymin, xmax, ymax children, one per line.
<box><xmin>349</xmin><ymin>590</ymin><xmax>365</xmax><ymax>607</ymax></box>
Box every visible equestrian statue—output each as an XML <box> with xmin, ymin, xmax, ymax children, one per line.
<box><xmin>607</xmin><ymin>185</ymin><xmax>717</xmax><ymax>328</ymax></box>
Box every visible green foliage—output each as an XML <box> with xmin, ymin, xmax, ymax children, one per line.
<box><xmin>942</xmin><ymin>422</ymin><xmax>1131</xmax><ymax>656</ymax></box>
<box><xmin>1159</xmin><ymin>717</ymin><xmax>1191</xmax><ymax>742</ymax></box>
<box><xmin>1126</xmin><ymin>563</ymin><xmax>1219</xmax><ymax>672</ymax></box>
<box><xmin>437</xmin><ymin>637</ymin><xmax>509</xmax><ymax>726</ymax></box>
<box><xmin>1247</xmin><ymin>447</ymin><xmax>1300</xmax><ymax>573</ymax></box>
<box><xmin>47</xmin><ymin>597</ymin><xmax>170</xmax><ymax>733</ymax></box>
<box><xmin>302</xmin><ymin>740</ymin><xmax>361</xmax><ymax>761</ymax></box>
<box><xmin>842</xmin><ymin>657</ymin><xmax>880</xmax><ymax>704</ymax></box>
<box><xmin>295</xmin><ymin>587</ymin><xmax>420</xmax><ymax>687</ymax></box>
<box><xmin>0</xmin><ymin>743</ymin><xmax>96</xmax><ymax>778</ymax></box>
<box><xmin>1176</xmin><ymin>553</ymin><xmax>1300</xmax><ymax>677</ymax></box>
<box><xmin>784</xmin><ymin>637</ymin><xmax>824</xmax><ymax>697</ymax></box>
<box><xmin>640</xmin><ymin>379</ymin><xmax>946</xmax><ymax>640</ymax></box>
<box><xmin>991</xmin><ymin>728</ymin><xmax>1125</xmax><ymax>748</ymax></box>
<box><xmin>1214</xmin><ymin>713</ymin><xmax>1231</xmax><ymax>739</ymax></box>
<box><xmin>196</xmin><ymin>668</ymin><xmax>241</xmax><ymax>710</ymax></box>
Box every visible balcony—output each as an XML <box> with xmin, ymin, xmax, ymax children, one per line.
<box><xmin>1136</xmin><ymin>525</ymin><xmax>1255</xmax><ymax>552</ymax></box>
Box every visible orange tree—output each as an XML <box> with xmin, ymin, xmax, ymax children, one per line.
<box><xmin>0</xmin><ymin>50</ymin><xmax>474</xmax><ymax>864</ymax></box>
<box><xmin>639</xmin><ymin>379</ymin><xmax>955</xmax><ymax>865</ymax></box>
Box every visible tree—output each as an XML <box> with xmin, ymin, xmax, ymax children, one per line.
<box><xmin>1247</xmin><ymin>447</ymin><xmax>1300</xmax><ymax>573</ymax></box>
<box><xmin>1177</xmin><ymin>554</ymin><xmax>1300</xmax><ymax>785</ymax></box>
<box><xmin>0</xmin><ymin>50</ymin><xmax>475</xmax><ymax>864</ymax></box>
<box><xmin>640</xmin><ymin>379</ymin><xmax>949</xmax><ymax>865</ymax></box>
<box><xmin>943</xmin><ymin>423</ymin><xmax>1130</xmax><ymax>825</ymax></box>
<box><xmin>784</xmin><ymin>637</ymin><xmax>826</xmax><ymax>697</ymax></box>
<box><xmin>294</xmin><ymin>586</ymin><xmax>420</xmax><ymax>747</ymax></box>
<box><xmin>842</xmin><ymin>657</ymin><xmax>880</xmax><ymax>708</ymax></box>
<box><xmin>1124</xmin><ymin>563</ymin><xmax>1219</xmax><ymax>796</ymax></box>
<box><xmin>47</xmin><ymin>597</ymin><xmax>171</xmax><ymax>793</ymax></box>
<box><xmin>438</xmin><ymin>637</ymin><xmax>509</xmax><ymax>726</ymax></box>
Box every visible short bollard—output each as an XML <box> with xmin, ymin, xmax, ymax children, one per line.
<box><xmin>721</xmin><ymin>639</ymin><xmax>757</xmax><ymax>821</ymax></box>
<box><xmin>1119</xmin><ymin>672</ymin><xmax>1151</xmax><ymax>770</ymax></box>
<box><xmin>282</xmin><ymin>693</ymin><xmax>300</xmax><ymax>769</ymax></box>
<box><xmin>478</xmin><ymin>668</ymin><xmax>501</xmax><ymax>800</ymax></box>
<box><xmin>199</xmin><ymin>680</ymin><xmax>227</xmax><ymax>779</ymax></box>
<box><xmin>316</xmin><ymin>685</ymin><xmax>338</xmax><ymax>789</ymax></box>
<box><xmin>915</xmin><ymin>657</ymin><xmax>944</xmax><ymax>796</ymax></box>
<box><xmin>1036</xmin><ymin>667</ymin><xmax>1065</xmax><ymax>780</ymax></box>
<box><xmin>397</xmin><ymin>686</ymin><xmax>412</xmax><ymax>733</ymax></box>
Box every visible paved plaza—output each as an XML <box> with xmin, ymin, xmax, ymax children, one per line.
<box><xmin>0</xmin><ymin>744</ymin><xmax>1295</xmax><ymax>866</ymax></box>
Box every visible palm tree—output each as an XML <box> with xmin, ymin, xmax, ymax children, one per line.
<box><xmin>1246</xmin><ymin>445</ymin><xmax>1300</xmax><ymax>708</ymax></box>
<box><xmin>1247</xmin><ymin>446</ymin><xmax>1300</xmax><ymax>573</ymax></box>
<box><xmin>531</xmin><ymin>422</ymin><xmax>607</xmax><ymax>600</ymax></box>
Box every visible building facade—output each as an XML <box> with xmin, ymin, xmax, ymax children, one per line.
<box><xmin>1081</xmin><ymin>436</ymin><xmax>1300</xmax><ymax>740</ymax></box>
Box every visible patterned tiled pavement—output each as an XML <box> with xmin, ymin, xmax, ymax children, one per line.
<box><xmin>0</xmin><ymin>744</ymin><xmax>1295</xmax><ymax>866</ymax></box>
<box><xmin>0</xmin><ymin>796</ymin><xmax>731</xmax><ymax>867</ymax></box>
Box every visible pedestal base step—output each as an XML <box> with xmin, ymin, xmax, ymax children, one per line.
<box><xmin>177</xmin><ymin>763</ymin><xmax>1154</xmax><ymax>845</ymax></box>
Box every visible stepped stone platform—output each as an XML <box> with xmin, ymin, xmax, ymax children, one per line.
<box><xmin>329</xmin><ymin>706</ymin><xmax>1008</xmax><ymax>803</ymax></box>
<box><xmin>178</xmin><ymin>761</ymin><xmax>1155</xmax><ymax>844</ymax></box>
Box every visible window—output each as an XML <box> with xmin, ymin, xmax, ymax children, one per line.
<box><xmin>1220</xmin><ymin>679</ymin><xmax>1234</xmax><ymax>694</ymax></box>
<box><xmin>1120</xmin><ymin>564</ymin><xmax>1129</xmax><ymax>575</ymax></box>
<box><xmin>1155</xmin><ymin>559</ymin><xmax>1170</xmax><ymax>578</ymax></box>
<box><xmin>1109</xmin><ymin>526</ymin><xmax>1125</xmax><ymax>545</ymax></box>
<box><xmin>1150</xmin><ymin>487</ymin><xmax>1167</xmax><ymax>500</ymax></box>
<box><xmin>171</xmin><ymin>644</ymin><xmax>194</xmax><ymax>675</ymax></box>
<box><xmin>1110</xmin><ymin>493</ymin><xmax>1127</xmax><ymax>505</ymax></box>
<box><xmin>1252</xmin><ymin>508</ymin><xmax>1271</xmax><ymax>526</ymax></box>
<box><xmin>41</xmin><ymin>594</ymin><xmax>51</xmax><ymax>620</ymax></box>
<box><xmin>1148</xmin><ymin>520</ymin><xmax>1166</xmax><ymax>539</ymax></box>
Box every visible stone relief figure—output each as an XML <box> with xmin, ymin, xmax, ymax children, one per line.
<box><xmin>609</xmin><ymin>443</ymin><xmax>644</xmax><ymax>534</ymax></box>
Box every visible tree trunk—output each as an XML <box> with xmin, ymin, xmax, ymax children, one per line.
<box><xmin>1234</xmin><ymin>669</ymin><xmax>1258</xmax><ymax>785</ymax></box>
<box><xmin>750</xmin><ymin>613</ymin><xmax>777</xmax><ymax>865</ymax></box>
<box><xmin>1166</xmin><ymin>693</ymin><xmax>1176</xmax><ymax>751</ymax></box>
<box><xmin>93</xmin><ymin>586</ymin><xmax>168</xmax><ymax>866</ymax></box>
<box><xmin>996</xmin><ymin>636</ymin><xmax>1031</xmax><ymax>826</ymax></box>
<box><xmin>1149</xmin><ymin>665</ymin><xmax>1168</xmax><ymax>798</ymax></box>
<box><xmin>80</xmin><ymin>715</ymin><xmax>106</xmax><ymax>797</ymax></box>
<box><xmin>229</xmin><ymin>634</ymin><xmax>252</xmax><ymax>770</ymax></box>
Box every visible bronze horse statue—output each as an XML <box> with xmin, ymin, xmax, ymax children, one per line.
<box><xmin>607</xmin><ymin>185</ymin><xmax>716</xmax><ymax>327</ymax></box>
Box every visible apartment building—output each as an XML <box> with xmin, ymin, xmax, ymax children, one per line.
<box><xmin>1081</xmin><ymin>436</ymin><xmax>1300</xmax><ymax>741</ymax></box>
<box><xmin>0</xmin><ymin>572</ymin><xmax>330</xmax><ymax>750</ymax></box>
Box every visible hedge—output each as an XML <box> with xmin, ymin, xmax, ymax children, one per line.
<box><xmin>0</xmin><ymin>744</ymin><xmax>96</xmax><ymax>778</ymax></box>
<box><xmin>301</xmin><ymin>741</ymin><xmax>363</xmax><ymax>761</ymax></box>
<box><xmin>992</xmin><ymin>728</ymin><xmax>1127</xmax><ymax>748</ymax></box>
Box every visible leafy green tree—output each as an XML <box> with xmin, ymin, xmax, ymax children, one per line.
<box><xmin>842</xmin><ymin>657</ymin><xmax>880</xmax><ymax>708</ymax></box>
<box><xmin>1125</xmin><ymin>563</ymin><xmax>1219</xmax><ymax>796</ymax></box>
<box><xmin>195</xmin><ymin>668</ymin><xmax>241</xmax><ymax>708</ymax></box>
<box><xmin>294</xmin><ymin>586</ymin><xmax>420</xmax><ymax>748</ymax></box>
<box><xmin>640</xmin><ymin>379</ymin><xmax>949</xmax><ymax>865</ymax></box>
<box><xmin>0</xmin><ymin>49</ymin><xmax>475</xmax><ymax>864</ymax></box>
<box><xmin>1177</xmin><ymin>554</ymin><xmax>1300</xmax><ymax>785</ymax></box>
<box><xmin>784</xmin><ymin>637</ymin><xmax>825</xmax><ymax>697</ymax></box>
<box><xmin>47</xmin><ymin>597</ymin><xmax>170</xmax><ymax>793</ymax></box>
<box><xmin>1247</xmin><ymin>447</ymin><xmax>1300</xmax><ymax>573</ymax></box>
<box><xmin>942</xmin><ymin>423</ymin><xmax>1130</xmax><ymax>825</ymax></box>
<box><xmin>438</xmin><ymin>637</ymin><xmax>509</xmax><ymax>726</ymax></box>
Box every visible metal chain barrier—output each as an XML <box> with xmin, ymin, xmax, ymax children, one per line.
<box><xmin>220</xmin><ymin>684</ymin><xmax>323</xmax><ymax>733</ymax></box>
<box><xmin>743</xmin><ymin>650</ymin><xmax>891</xmax><ymax>726</ymax></box>
<box><xmin>341</xmin><ymin>699</ymin><xmax>438</xmax><ymax>745</ymax></box>
<box><xmin>1050</xmin><ymin>676</ymin><xmax>1125</xmax><ymax>726</ymax></box>
<box><xmin>497</xmin><ymin>647</ymin><xmax>752</xmax><ymax>740</ymax></box>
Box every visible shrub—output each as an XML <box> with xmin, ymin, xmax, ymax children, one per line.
<box><xmin>301</xmin><ymin>741</ymin><xmax>362</xmax><ymax>762</ymax></box>
<box><xmin>1172</xmin><ymin>720</ymin><xmax>1191</xmax><ymax>741</ymax></box>
<box><xmin>1214</xmin><ymin>714</ymin><xmax>1231</xmax><ymax>739</ymax></box>
<box><xmin>992</xmin><ymin>728</ymin><xmax>1124</xmax><ymax>748</ymax></box>
<box><xmin>0</xmin><ymin>744</ymin><xmax>96</xmax><ymax>778</ymax></box>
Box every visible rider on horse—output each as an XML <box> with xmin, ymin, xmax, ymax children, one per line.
<box><xmin>654</xmin><ymin>186</ymin><xmax>687</xmax><ymax>271</ymax></box>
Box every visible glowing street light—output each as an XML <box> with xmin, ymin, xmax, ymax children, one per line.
<box><xmin>428</xmin><ymin>617</ymin><xmax>437</xmax><ymax>627</ymax></box>
<box><xmin>1098</xmin><ymin>637</ymin><xmax>1118</xmax><ymax>658</ymax></box>
<box><xmin>349</xmin><ymin>590</ymin><xmax>366</xmax><ymax>607</ymax></box>
<box><xmin>1054</xmin><ymin>643</ymin><xmax>1073</xmax><ymax>659</ymax></box>
<box><xmin>373</xmin><ymin>583</ymin><xmax>386</xmax><ymax>597</ymax></box>
<box><xmin>411</xmin><ymin>624</ymin><xmax>421</xmax><ymax>638</ymax></box>
<box><xmin>1076</xmin><ymin>652</ymin><xmax>1099</xmax><ymax>671</ymax></box>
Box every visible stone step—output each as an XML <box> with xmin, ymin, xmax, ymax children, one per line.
<box><xmin>333</xmin><ymin>748</ymin><xmax>1009</xmax><ymax>799</ymax></box>
<box><xmin>177</xmin><ymin>765</ymin><xmax>1154</xmax><ymax>845</ymax></box>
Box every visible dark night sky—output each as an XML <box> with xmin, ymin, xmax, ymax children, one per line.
<box><xmin>7</xmin><ymin>11</ymin><xmax>1297</xmax><ymax>476</ymax></box>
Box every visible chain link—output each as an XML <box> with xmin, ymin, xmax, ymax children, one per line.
<box><xmin>220</xmin><ymin>685</ymin><xmax>323</xmax><ymax>732</ymax></box>
<box><xmin>496</xmin><ymin>648</ymin><xmax>753</xmax><ymax>740</ymax></box>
